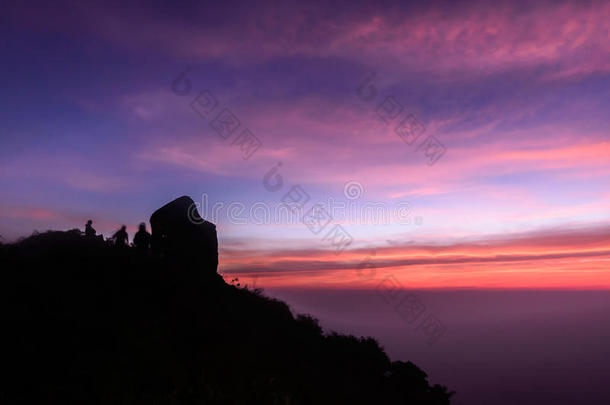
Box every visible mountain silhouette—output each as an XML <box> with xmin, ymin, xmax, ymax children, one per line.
<box><xmin>0</xmin><ymin>196</ymin><xmax>453</xmax><ymax>404</ymax></box>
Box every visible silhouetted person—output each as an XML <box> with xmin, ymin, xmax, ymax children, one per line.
<box><xmin>85</xmin><ymin>220</ymin><xmax>96</xmax><ymax>238</ymax></box>
<box><xmin>150</xmin><ymin>196</ymin><xmax>218</xmax><ymax>275</ymax></box>
<box><xmin>112</xmin><ymin>225</ymin><xmax>128</xmax><ymax>247</ymax></box>
<box><xmin>133</xmin><ymin>222</ymin><xmax>151</xmax><ymax>253</ymax></box>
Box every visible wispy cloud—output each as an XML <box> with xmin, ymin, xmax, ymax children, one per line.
<box><xmin>9</xmin><ymin>1</ymin><xmax>608</xmax><ymax>79</ymax></box>
<box><xmin>221</xmin><ymin>224</ymin><xmax>610</xmax><ymax>288</ymax></box>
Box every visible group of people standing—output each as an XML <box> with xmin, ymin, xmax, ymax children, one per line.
<box><xmin>85</xmin><ymin>220</ymin><xmax>151</xmax><ymax>252</ymax></box>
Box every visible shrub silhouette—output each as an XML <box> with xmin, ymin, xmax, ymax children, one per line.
<box><xmin>0</xmin><ymin>200</ymin><xmax>453</xmax><ymax>404</ymax></box>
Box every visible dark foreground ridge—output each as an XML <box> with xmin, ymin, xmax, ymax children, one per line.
<box><xmin>0</xmin><ymin>196</ymin><xmax>453</xmax><ymax>404</ymax></box>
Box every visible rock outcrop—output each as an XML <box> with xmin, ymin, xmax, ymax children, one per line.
<box><xmin>150</xmin><ymin>196</ymin><xmax>218</xmax><ymax>274</ymax></box>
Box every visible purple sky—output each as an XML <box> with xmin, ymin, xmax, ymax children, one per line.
<box><xmin>2</xmin><ymin>2</ymin><xmax>610</xmax><ymax>402</ymax></box>
<box><xmin>1</xmin><ymin>0</ymin><xmax>609</xmax><ymax>288</ymax></box>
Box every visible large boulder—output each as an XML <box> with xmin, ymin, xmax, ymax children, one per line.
<box><xmin>150</xmin><ymin>196</ymin><xmax>218</xmax><ymax>274</ymax></box>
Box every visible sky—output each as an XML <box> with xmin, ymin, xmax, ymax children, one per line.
<box><xmin>1</xmin><ymin>0</ymin><xmax>609</xmax><ymax>289</ymax></box>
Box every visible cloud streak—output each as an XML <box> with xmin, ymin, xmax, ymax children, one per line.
<box><xmin>221</xmin><ymin>224</ymin><xmax>610</xmax><ymax>288</ymax></box>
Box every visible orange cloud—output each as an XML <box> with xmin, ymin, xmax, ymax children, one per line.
<box><xmin>221</xmin><ymin>224</ymin><xmax>610</xmax><ymax>289</ymax></box>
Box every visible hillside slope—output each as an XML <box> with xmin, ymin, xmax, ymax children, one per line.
<box><xmin>0</xmin><ymin>229</ymin><xmax>453</xmax><ymax>404</ymax></box>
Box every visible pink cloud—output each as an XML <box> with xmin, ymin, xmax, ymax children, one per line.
<box><xmin>134</xmin><ymin>92</ymin><xmax>610</xmax><ymax>205</ymax></box>
<box><xmin>9</xmin><ymin>1</ymin><xmax>609</xmax><ymax>79</ymax></box>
